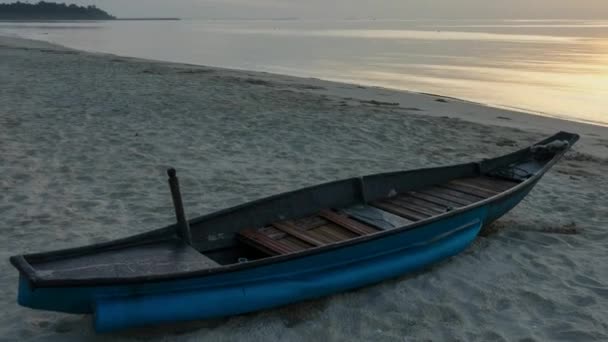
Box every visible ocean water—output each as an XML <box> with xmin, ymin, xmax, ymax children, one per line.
<box><xmin>1</xmin><ymin>18</ymin><xmax>607</xmax><ymax>126</ymax></box>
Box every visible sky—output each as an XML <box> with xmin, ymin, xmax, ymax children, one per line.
<box><xmin>3</xmin><ymin>0</ymin><xmax>608</xmax><ymax>19</ymax></box>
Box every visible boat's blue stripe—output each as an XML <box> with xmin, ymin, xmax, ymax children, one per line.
<box><xmin>94</xmin><ymin>217</ymin><xmax>482</xmax><ymax>332</ymax></box>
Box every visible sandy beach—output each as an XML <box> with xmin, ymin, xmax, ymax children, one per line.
<box><xmin>1</xmin><ymin>35</ymin><xmax>607</xmax><ymax>341</ymax></box>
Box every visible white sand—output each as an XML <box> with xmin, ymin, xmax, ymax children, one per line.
<box><xmin>1</xmin><ymin>35</ymin><xmax>607</xmax><ymax>341</ymax></box>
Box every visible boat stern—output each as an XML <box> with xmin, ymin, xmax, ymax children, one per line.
<box><xmin>16</xmin><ymin>274</ymin><xmax>94</xmax><ymax>314</ymax></box>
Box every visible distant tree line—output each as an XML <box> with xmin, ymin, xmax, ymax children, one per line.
<box><xmin>0</xmin><ymin>1</ymin><xmax>115</xmax><ymax>20</ymax></box>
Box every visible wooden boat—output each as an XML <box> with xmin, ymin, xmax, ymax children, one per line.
<box><xmin>10</xmin><ymin>131</ymin><xmax>578</xmax><ymax>332</ymax></box>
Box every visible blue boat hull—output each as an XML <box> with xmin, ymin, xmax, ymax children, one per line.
<box><xmin>18</xmin><ymin>182</ymin><xmax>534</xmax><ymax>332</ymax></box>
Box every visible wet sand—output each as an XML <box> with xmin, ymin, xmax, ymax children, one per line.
<box><xmin>1</xmin><ymin>35</ymin><xmax>607</xmax><ymax>341</ymax></box>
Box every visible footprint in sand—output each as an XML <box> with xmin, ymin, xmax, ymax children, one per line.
<box><xmin>573</xmin><ymin>274</ymin><xmax>603</xmax><ymax>287</ymax></box>
<box><xmin>52</xmin><ymin>320</ymin><xmax>73</xmax><ymax>334</ymax></box>
<box><xmin>568</xmin><ymin>294</ymin><xmax>596</xmax><ymax>307</ymax></box>
<box><xmin>495</xmin><ymin>298</ymin><xmax>512</xmax><ymax>311</ymax></box>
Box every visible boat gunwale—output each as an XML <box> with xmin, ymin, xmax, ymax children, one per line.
<box><xmin>10</xmin><ymin>131</ymin><xmax>579</xmax><ymax>288</ymax></box>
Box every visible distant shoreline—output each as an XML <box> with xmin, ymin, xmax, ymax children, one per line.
<box><xmin>115</xmin><ymin>18</ymin><xmax>181</xmax><ymax>21</ymax></box>
<box><xmin>0</xmin><ymin>18</ymin><xmax>180</xmax><ymax>22</ymax></box>
<box><xmin>0</xmin><ymin>2</ymin><xmax>115</xmax><ymax>20</ymax></box>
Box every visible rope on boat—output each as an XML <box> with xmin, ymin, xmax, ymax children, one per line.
<box><xmin>491</xmin><ymin>139</ymin><xmax>570</xmax><ymax>181</ymax></box>
<box><xmin>531</xmin><ymin>140</ymin><xmax>570</xmax><ymax>160</ymax></box>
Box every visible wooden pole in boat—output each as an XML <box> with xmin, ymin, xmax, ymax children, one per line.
<box><xmin>167</xmin><ymin>168</ymin><xmax>193</xmax><ymax>245</ymax></box>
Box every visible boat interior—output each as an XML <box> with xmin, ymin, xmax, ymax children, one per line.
<box><xmin>17</xmin><ymin>133</ymin><xmax>575</xmax><ymax>284</ymax></box>
<box><xmin>235</xmin><ymin>175</ymin><xmax>518</xmax><ymax>258</ymax></box>
<box><xmin>24</xmin><ymin>173</ymin><xmax>524</xmax><ymax>283</ymax></box>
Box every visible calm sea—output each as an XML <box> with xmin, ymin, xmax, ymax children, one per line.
<box><xmin>2</xmin><ymin>19</ymin><xmax>607</xmax><ymax>126</ymax></box>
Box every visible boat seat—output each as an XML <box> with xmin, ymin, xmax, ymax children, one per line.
<box><xmin>372</xmin><ymin>175</ymin><xmax>519</xmax><ymax>219</ymax></box>
<box><xmin>31</xmin><ymin>239</ymin><xmax>219</xmax><ymax>281</ymax></box>
<box><xmin>341</xmin><ymin>205</ymin><xmax>413</xmax><ymax>230</ymax></box>
<box><xmin>238</xmin><ymin>175</ymin><xmax>520</xmax><ymax>257</ymax></box>
<box><xmin>239</xmin><ymin>201</ymin><xmax>454</xmax><ymax>257</ymax></box>
<box><xmin>238</xmin><ymin>210</ymin><xmax>380</xmax><ymax>256</ymax></box>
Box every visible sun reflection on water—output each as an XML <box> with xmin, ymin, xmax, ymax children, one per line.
<box><xmin>1</xmin><ymin>19</ymin><xmax>606</xmax><ymax>125</ymax></box>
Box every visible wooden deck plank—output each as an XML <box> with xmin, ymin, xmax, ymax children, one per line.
<box><xmin>239</xmin><ymin>229</ymin><xmax>295</xmax><ymax>255</ymax></box>
<box><xmin>462</xmin><ymin>179</ymin><xmax>510</xmax><ymax>193</ymax></box>
<box><xmin>440</xmin><ymin>183</ymin><xmax>495</xmax><ymax>199</ymax></box>
<box><xmin>304</xmin><ymin>227</ymin><xmax>339</xmax><ymax>244</ymax></box>
<box><xmin>394</xmin><ymin>195</ymin><xmax>449</xmax><ymax>214</ymax></box>
<box><xmin>319</xmin><ymin>209</ymin><xmax>378</xmax><ymax>235</ymax></box>
<box><xmin>372</xmin><ymin>201</ymin><xmax>427</xmax><ymax>221</ymax></box>
<box><xmin>428</xmin><ymin>185</ymin><xmax>484</xmax><ymax>202</ymax></box>
<box><xmin>342</xmin><ymin>205</ymin><xmax>413</xmax><ymax>230</ymax></box>
<box><xmin>258</xmin><ymin>226</ymin><xmax>287</xmax><ymax>240</ymax></box>
<box><xmin>408</xmin><ymin>191</ymin><xmax>463</xmax><ymax>209</ymax></box>
<box><xmin>311</xmin><ymin>227</ymin><xmax>346</xmax><ymax>243</ymax></box>
<box><xmin>463</xmin><ymin>176</ymin><xmax>518</xmax><ymax>192</ymax></box>
<box><xmin>290</xmin><ymin>216</ymin><xmax>328</xmax><ymax>231</ymax></box>
<box><xmin>316</xmin><ymin>224</ymin><xmax>357</xmax><ymax>241</ymax></box>
<box><xmin>418</xmin><ymin>188</ymin><xmax>475</xmax><ymax>206</ymax></box>
<box><xmin>388</xmin><ymin>198</ymin><xmax>443</xmax><ymax>217</ymax></box>
<box><xmin>280</xmin><ymin>236</ymin><xmax>311</xmax><ymax>250</ymax></box>
<box><xmin>273</xmin><ymin>222</ymin><xmax>325</xmax><ymax>247</ymax></box>
<box><xmin>466</xmin><ymin>178</ymin><xmax>512</xmax><ymax>191</ymax></box>
<box><xmin>448</xmin><ymin>179</ymin><xmax>501</xmax><ymax>196</ymax></box>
